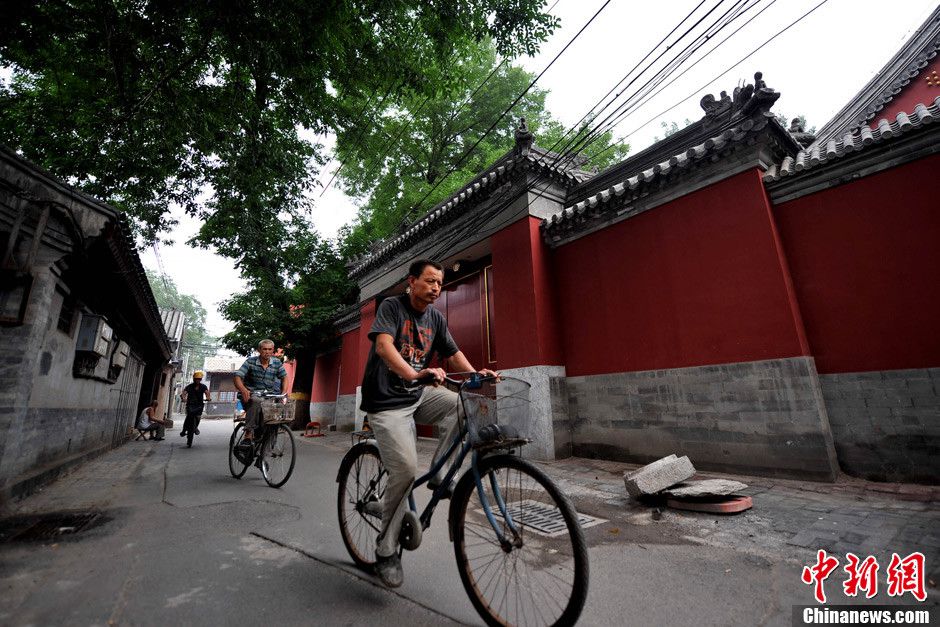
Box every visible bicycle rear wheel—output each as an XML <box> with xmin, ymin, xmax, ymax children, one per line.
<box><xmin>451</xmin><ymin>454</ymin><xmax>589</xmax><ymax>627</ymax></box>
<box><xmin>228</xmin><ymin>424</ymin><xmax>250</xmax><ymax>479</ymax></box>
<box><xmin>336</xmin><ymin>442</ymin><xmax>387</xmax><ymax>568</ymax></box>
<box><xmin>261</xmin><ymin>425</ymin><xmax>296</xmax><ymax>488</ymax></box>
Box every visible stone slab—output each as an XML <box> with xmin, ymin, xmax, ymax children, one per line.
<box><xmin>623</xmin><ymin>454</ymin><xmax>695</xmax><ymax>498</ymax></box>
<box><xmin>663</xmin><ymin>479</ymin><xmax>748</xmax><ymax>498</ymax></box>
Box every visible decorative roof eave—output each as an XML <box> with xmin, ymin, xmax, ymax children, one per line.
<box><xmin>764</xmin><ymin>96</ymin><xmax>940</xmax><ymax>202</ymax></box>
<box><xmin>541</xmin><ymin>112</ymin><xmax>797</xmax><ymax>246</ymax></box>
<box><xmin>812</xmin><ymin>6</ymin><xmax>940</xmax><ymax>146</ymax></box>
<box><xmin>347</xmin><ymin>145</ymin><xmax>593</xmax><ymax>280</ymax></box>
<box><xmin>0</xmin><ymin>145</ymin><xmax>172</xmax><ymax>361</ymax></box>
<box><xmin>333</xmin><ymin>304</ymin><xmax>361</xmax><ymax>333</ymax></box>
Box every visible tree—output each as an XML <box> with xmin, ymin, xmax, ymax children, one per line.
<box><xmin>776</xmin><ymin>113</ymin><xmax>816</xmax><ymax>135</ymax></box>
<box><xmin>652</xmin><ymin>118</ymin><xmax>693</xmax><ymax>142</ymax></box>
<box><xmin>145</xmin><ymin>269</ymin><xmax>217</xmax><ymax>371</ymax></box>
<box><xmin>334</xmin><ymin>39</ymin><xmax>630</xmax><ymax>254</ymax></box>
<box><xmin>0</xmin><ymin>0</ymin><xmax>561</xmax><ymax>377</ymax></box>
<box><xmin>0</xmin><ymin>0</ymin><xmax>558</xmax><ymax>250</ymax></box>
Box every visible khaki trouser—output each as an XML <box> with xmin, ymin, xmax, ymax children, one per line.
<box><xmin>244</xmin><ymin>397</ymin><xmax>264</xmax><ymax>433</ymax></box>
<box><xmin>369</xmin><ymin>385</ymin><xmax>460</xmax><ymax>558</ymax></box>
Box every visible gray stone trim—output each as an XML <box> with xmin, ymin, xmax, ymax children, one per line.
<box><xmin>309</xmin><ymin>401</ymin><xmax>336</xmax><ymax>424</ymax></box>
<box><xmin>566</xmin><ymin>357</ymin><xmax>839</xmax><ymax>481</ymax></box>
<box><xmin>497</xmin><ymin>365</ymin><xmax>566</xmax><ymax>462</ymax></box>
<box><xmin>820</xmin><ymin>368</ymin><xmax>940</xmax><ymax>484</ymax></box>
<box><xmin>334</xmin><ymin>394</ymin><xmax>358</xmax><ymax>432</ymax></box>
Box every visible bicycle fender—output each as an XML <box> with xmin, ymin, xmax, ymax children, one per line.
<box><xmin>448</xmin><ymin>470</ymin><xmax>477</xmax><ymax>543</ymax></box>
<box><xmin>335</xmin><ymin>440</ymin><xmax>380</xmax><ymax>483</ymax></box>
<box><xmin>447</xmin><ymin>453</ymin><xmax>513</xmax><ymax>543</ymax></box>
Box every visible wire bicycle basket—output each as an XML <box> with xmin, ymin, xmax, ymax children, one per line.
<box><xmin>233</xmin><ymin>395</ymin><xmax>295</xmax><ymax>424</ymax></box>
<box><xmin>459</xmin><ymin>376</ymin><xmax>531</xmax><ymax>450</ymax></box>
<box><xmin>260</xmin><ymin>397</ymin><xmax>294</xmax><ymax>424</ymax></box>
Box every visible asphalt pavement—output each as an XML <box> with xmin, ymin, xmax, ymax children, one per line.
<box><xmin>0</xmin><ymin>418</ymin><xmax>936</xmax><ymax>626</ymax></box>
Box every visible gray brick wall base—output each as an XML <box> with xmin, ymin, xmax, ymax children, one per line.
<box><xmin>334</xmin><ymin>394</ymin><xmax>358</xmax><ymax>432</ymax></box>
<box><xmin>309</xmin><ymin>401</ymin><xmax>336</xmax><ymax>426</ymax></box>
<box><xmin>566</xmin><ymin>357</ymin><xmax>840</xmax><ymax>481</ymax></box>
<box><xmin>820</xmin><ymin>369</ymin><xmax>940</xmax><ymax>484</ymax></box>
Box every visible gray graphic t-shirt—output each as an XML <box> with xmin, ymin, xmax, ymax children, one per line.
<box><xmin>360</xmin><ymin>295</ymin><xmax>459</xmax><ymax>413</ymax></box>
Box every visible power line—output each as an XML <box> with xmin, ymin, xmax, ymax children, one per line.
<box><xmin>419</xmin><ymin>0</ymin><xmax>826</xmax><ymax>262</ymax></box>
<box><xmin>420</xmin><ymin>1</ymin><xmax>752</xmax><ymax>255</ymax></box>
<box><xmin>546</xmin><ymin>0</ymin><xmax>758</xmax><ymax>171</ymax></box>
<box><xmin>397</xmin><ymin>0</ymin><xmax>615</xmax><ymax>226</ymax></box>
<box><xmin>332</xmin><ymin>0</ymin><xmax>565</xmax><ymax>210</ymax></box>
<box><xmin>589</xmin><ymin>0</ymin><xmax>831</xmax><ymax>163</ymax></box>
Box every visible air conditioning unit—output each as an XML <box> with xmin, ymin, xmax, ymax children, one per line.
<box><xmin>76</xmin><ymin>314</ymin><xmax>113</xmax><ymax>357</ymax></box>
<box><xmin>112</xmin><ymin>340</ymin><xmax>130</xmax><ymax>369</ymax></box>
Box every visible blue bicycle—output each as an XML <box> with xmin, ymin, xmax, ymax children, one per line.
<box><xmin>336</xmin><ymin>374</ymin><xmax>589</xmax><ymax>626</ymax></box>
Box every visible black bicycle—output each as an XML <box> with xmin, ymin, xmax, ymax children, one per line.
<box><xmin>228</xmin><ymin>392</ymin><xmax>296</xmax><ymax>488</ymax></box>
<box><xmin>336</xmin><ymin>374</ymin><xmax>589</xmax><ymax>627</ymax></box>
<box><xmin>181</xmin><ymin>410</ymin><xmax>202</xmax><ymax>448</ymax></box>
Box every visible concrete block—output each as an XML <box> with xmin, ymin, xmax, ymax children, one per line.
<box><xmin>623</xmin><ymin>454</ymin><xmax>695</xmax><ymax>498</ymax></box>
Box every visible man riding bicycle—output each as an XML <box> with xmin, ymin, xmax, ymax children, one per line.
<box><xmin>360</xmin><ymin>259</ymin><xmax>497</xmax><ymax>588</ymax></box>
<box><xmin>180</xmin><ymin>370</ymin><xmax>211</xmax><ymax>438</ymax></box>
<box><xmin>234</xmin><ymin>339</ymin><xmax>288</xmax><ymax>442</ymax></box>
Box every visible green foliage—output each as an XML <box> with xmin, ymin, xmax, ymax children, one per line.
<box><xmin>0</xmin><ymin>1</ymin><xmax>558</xmax><ymax>238</ymax></box>
<box><xmin>0</xmin><ymin>0</ymin><xmax>559</xmax><ymax>356</ymax></box>
<box><xmin>652</xmin><ymin>118</ymin><xmax>694</xmax><ymax>142</ymax></box>
<box><xmin>145</xmin><ymin>269</ymin><xmax>216</xmax><ymax>370</ymax></box>
<box><xmin>218</xmin><ymin>230</ymin><xmax>355</xmax><ymax>359</ymax></box>
<box><xmin>335</xmin><ymin>40</ymin><xmax>629</xmax><ymax>253</ymax></box>
<box><xmin>775</xmin><ymin>113</ymin><xmax>816</xmax><ymax>135</ymax></box>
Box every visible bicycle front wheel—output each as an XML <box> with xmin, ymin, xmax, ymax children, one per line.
<box><xmin>261</xmin><ymin>425</ymin><xmax>296</xmax><ymax>488</ymax></box>
<box><xmin>228</xmin><ymin>424</ymin><xmax>250</xmax><ymax>479</ymax></box>
<box><xmin>336</xmin><ymin>442</ymin><xmax>387</xmax><ymax>568</ymax></box>
<box><xmin>452</xmin><ymin>454</ymin><xmax>589</xmax><ymax>627</ymax></box>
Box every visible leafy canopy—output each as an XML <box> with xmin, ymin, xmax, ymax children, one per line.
<box><xmin>0</xmin><ymin>1</ymin><xmax>560</xmax><ymax>358</ymax></box>
<box><xmin>335</xmin><ymin>39</ymin><xmax>630</xmax><ymax>256</ymax></box>
<box><xmin>0</xmin><ymin>0</ymin><xmax>559</xmax><ymax>245</ymax></box>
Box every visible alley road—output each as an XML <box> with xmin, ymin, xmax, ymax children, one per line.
<box><xmin>1</xmin><ymin>420</ymin><xmax>934</xmax><ymax>626</ymax></box>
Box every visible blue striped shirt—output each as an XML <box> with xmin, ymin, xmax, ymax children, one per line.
<box><xmin>236</xmin><ymin>356</ymin><xmax>288</xmax><ymax>392</ymax></box>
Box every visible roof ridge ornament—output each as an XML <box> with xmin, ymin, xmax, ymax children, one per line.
<box><xmin>514</xmin><ymin>117</ymin><xmax>534</xmax><ymax>156</ymax></box>
<box><xmin>788</xmin><ymin>117</ymin><xmax>816</xmax><ymax>148</ymax></box>
<box><xmin>701</xmin><ymin>71</ymin><xmax>780</xmax><ymax>127</ymax></box>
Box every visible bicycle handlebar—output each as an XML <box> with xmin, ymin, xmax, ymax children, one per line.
<box><xmin>407</xmin><ymin>372</ymin><xmax>499</xmax><ymax>388</ymax></box>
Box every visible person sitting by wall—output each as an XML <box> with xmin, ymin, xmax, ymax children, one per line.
<box><xmin>136</xmin><ymin>399</ymin><xmax>167</xmax><ymax>441</ymax></box>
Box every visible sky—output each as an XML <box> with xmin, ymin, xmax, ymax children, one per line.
<box><xmin>139</xmin><ymin>0</ymin><xmax>939</xmax><ymax>339</ymax></box>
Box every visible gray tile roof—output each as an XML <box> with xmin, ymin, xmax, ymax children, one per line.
<box><xmin>348</xmin><ymin>146</ymin><xmax>593</xmax><ymax>279</ymax></box>
<box><xmin>542</xmin><ymin>112</ymin><xmax>796</xmax><ymax>242</ymax></box>
<box><xmin>812</xmin><ymin>6</ymin><xmax>940</xmax><ymax>147</ymax></box>
<box><xmin>160</xmin><ymin>308</ymin><xmax>186</xmax><ymax>344</ymax></box>
<box><xmin>763</xmin><ymin>96</ymin><xmax>940</xmax><ymax>183</ymax></box>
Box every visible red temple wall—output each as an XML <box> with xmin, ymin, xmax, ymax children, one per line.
<box><xmin>552</xmin><ymin>169</ymin><xmax>809</xmax><ymax>377</ymax></box>
<box><xmin>337</xmin><ymin>328</ymin><xmax>361</xmax><ymax>395</ymax></box>
<box><xmin>311</xmin><ymin>350</ymin><xmax>341</xmax><ymax>403</ymax></box>
<box><xmin>772</xmin><ymin>154</ymin><xmax>940</xmax><ymax>373</ymax></box>
<box><xmin>490</xmin><ymin>216</ymin><xmax>564</xmax><ymax>369</ymax></box>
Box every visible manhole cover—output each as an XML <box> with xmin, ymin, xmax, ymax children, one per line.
<box><xmin>479</xmin><ymin>500</ymin><xmax>606</xmax><ymax>537</ymax></box>
<box><xmin>0</xmin><ymin>511</ymin><xmax>103</xmax><ymax>543</ymax></box>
